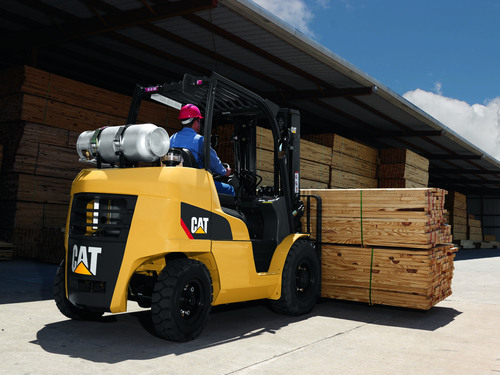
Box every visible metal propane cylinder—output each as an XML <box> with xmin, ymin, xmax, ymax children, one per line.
<box><xmin>76</xmin><ymin>123</ymin><xmax>170</xmax><ymax>164</ymax></box>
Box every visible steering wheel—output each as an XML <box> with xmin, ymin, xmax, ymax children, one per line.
<box><xmin>213</xmin><ymin>163</ymin><xmax>231</xmax><ymax>182</ymax></box>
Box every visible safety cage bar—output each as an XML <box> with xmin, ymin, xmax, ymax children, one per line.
<box><xmin>300</xmin><ymin>194</ymin><xmax>322</xmax><ymax>256</ymax></box>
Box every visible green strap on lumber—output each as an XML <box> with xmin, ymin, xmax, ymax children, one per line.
<box><xmin>360</xmin><ymin>189</ymin><xmax>364</xmax><ymax>246</ymax></box>
<box><xmin>360</xmin><ymin>189</ymin><xmax>375</xmax><ymax>306</ymax></box>
<box><xmin>369</xmin><ymin>247</ymin><xmax>374</xmax><ymax>306</ymax></box>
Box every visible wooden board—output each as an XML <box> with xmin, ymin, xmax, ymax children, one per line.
<box><xmin>377</xmin><ymin>163</ymin><xmax>429</xmax><ymax>185</ymax></box>
<box><xmin>379</xmin><ymin>148</ymin><xmax>429</xmax><ymax>171</ymax></box>
<box><xmin>445</xmin><ymin>191</ymin><xmax>467</xmax><ymax>211</ymax></box>
<box><xmin>330</xmin><ymin>170</ymin><xmax>378</xmax><ymax>189</ymax></box>
<box><xmin>378</xmin><ymin>178</ymin><xmax>427</xmax><ymax>188</ymax></box>
<box><xmin>331</xmin><ymin>151</ymin><xmax>377</xmax><ymax>178</ymax></box>
<box><xmin>301</xmin><ymin>139</ymin><xmax>333</xmax><ymax>164</ymax></box>
<box><xmin>303</xmin><ymin>134</ymin><xmax>378</xmax><ymax>161</ymax></box>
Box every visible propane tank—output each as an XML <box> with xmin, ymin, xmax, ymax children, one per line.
<box><xmin>77</xmin><ymin>123</ymin><xmax>170</xmax><ymax>165</ymax></box>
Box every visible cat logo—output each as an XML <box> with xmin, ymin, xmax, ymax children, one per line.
<box><xmin>180</xmin><ymin>202</ymin><xmax>232</xmax><ymax>240</ymax></box>
<box><xmin>71</xmin><ymin>244</ymin><xmax>102</xmax><ymax>276</ymax></box>
<box><xmin>191</xmin><ymin>217</ymin><xmax>209</xmax><ymax>235</ymax></box>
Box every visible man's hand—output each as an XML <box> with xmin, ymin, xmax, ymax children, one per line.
<box><xmin>224</xmin><ymin>166</ymin><xmax>232</xmax><ymax>177</ymax></box>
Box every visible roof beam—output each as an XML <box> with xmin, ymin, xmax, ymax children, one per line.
<box><xmin>429</xmin><ymin>177</ymin><xmax>500</xmax><ymax>185</ymax></box>
<box><xmin>266</xmin><ymin>86</ymin><xmax>374</xmax><ymax>101</ymax></box>
<box><xmin>2</xmin><ymin>0</ymin><xmax>217</xmax><ymax>48</ymax></box>
<box><xmin>430</xmin><ymin>168</ymin><xmax>500</xmax><ymax>175</ymax></box>
<box><xmin>356</xmin><ymin>130</ymin><xmax>446</xmax><ymax>138</ymax></box>
<box><xmin>426</xmin><ymin>154</ymin><xmax>486</xmax><ymax>160</ymax></box>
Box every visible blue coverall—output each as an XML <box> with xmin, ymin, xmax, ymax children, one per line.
<box><xmin>170</xmin><ymin>127</ymin><xmax>235</xmax><ymax>196</ymax></box>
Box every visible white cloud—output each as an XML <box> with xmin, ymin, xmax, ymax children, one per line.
<box><xmin>403</xmin><ymin>89</ymin><xmax>500</xmax><ymax>160</ymax></box>
<box><xmin>433</xmin><ymin>82</ymin><xmax>443</xmax><ymax>96</ymax></box>
<box><xmin>252</xmin><ymin>0</ymin><xmax>315</xmax><ymax>36</ymax></box>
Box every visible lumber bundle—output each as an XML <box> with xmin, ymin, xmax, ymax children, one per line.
<box><xmin>445</xmin><ymin>191</ymin><xmax>467</xmax><ymax>241</ymax></box>
<box><xmin>301</xmin><ymin>188</ymin><xmax>450</xmax><ymax>249</ymax></box>
<box><xmin>254</xmin><ymin>127</ymin><xmax>331</xmax><ymax>188</ymax></box>
<box><xmin>254</xmin><ymin>129</ymin><xmax>378</xmax><ymax>189</ymax></box>
<box><xmin>378</xmin><ymin>148</ymin><xmax>429</xmax><ymax>188</ymax></box>
<box><xmin>217</xmin><ymin>127</ymin><xmax>378</xmax><ymax>190</ymax></box>
<box><xmin>0</xmin><ymin>65</ymin><xmax>181</xmax><ymax>262</ymax></box>
<box><xmin>325</xmin><ymin>134</ymin><xmax>378</xmax><ymax>188</ymax></box>
<box><xmin>0</xmin><ymin>66</ymin><xmax>181</xmax><ymax>134</ymax></box>
<box><xmin>301</xmin><ymin>188</ymin><xmax>455</xmax><ymax>309</ymax></box>
<box><xmin>321</xmin><ymin>245</ymin><xmax>457</xmax><ymax>310</ymax></box>
<box><xmin>467</xmin><ymin>214</ymin><xmax>483</xmax><ymax>241</ymax></box>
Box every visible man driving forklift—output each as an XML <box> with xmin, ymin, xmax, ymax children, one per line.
<box><xmin>170</xmin><ymin>103</ymin><xmax>235</xmax><ymax>196</ymax></box>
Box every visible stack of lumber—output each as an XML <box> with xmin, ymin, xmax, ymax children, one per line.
<box><xmin>321</xmin><ymin>245</ymin><xmax>457</xmax><ymax>310</ymax></box>
<box><xmin>0</xmin><ymin>66</ymin><xmax>181</xmax><ymax>134</ymax></box>
<box><xmin>301</xmin><ymin>188</ymin><xmax>450</xmax><ymax>248</ymax></box>
<box><xmin>445</xmin><ymin>191</ymin><xmax>468</xmax><ymax>241</ymax></box>
<box><xmin>301</xmin><ymin>188</ymin><xmax>456</xmax><ymax>310</ymax></box>
<box><xmin>304</xmin><ymin>133</ymin><xmax>378</xmax><ymax>189</ymax></box>
<box><xmin>467</xmin><ymin>215</ymin><xmax>483</xmax><ymax>242</ymax></box>
<box><xmin>0</xmin><ymin>65</ymin><xmax>181</xmax><ymax>262</ymax></box>
<box><xmin>217</xmin><ymin>128</ymin><xmax>378</xmax><ymax>190</ymax></box>
<box><xmin>378</xmin><ymin>148</ymin><xmax>429</xmax><ymax>188</ymax></box>
<box><xmin>255</xmin><ymin>127</ymin><xmax>331</xmax><ymax>189</ymax></box>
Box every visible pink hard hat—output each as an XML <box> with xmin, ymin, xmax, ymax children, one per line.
<box><xmin>178</xmin><ymin>104</ymin><xmax>203</xmax><ymax>122</ymax></box>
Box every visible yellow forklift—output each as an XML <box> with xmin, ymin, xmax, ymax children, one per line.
<box><xmin>54</xmin><ymin>72</ymin><xmax>322</xmax><ymax>341</ymax></box>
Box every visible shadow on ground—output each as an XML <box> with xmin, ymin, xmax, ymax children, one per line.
<box><xmin>454</xmin><ymin>248</ymin><xmax>500</xmax><ymax>261</ymax></box>
<box><xmin>31</xmin><ymin>298</ymin><xmax>461</xmax><ymax>364</ymax></box>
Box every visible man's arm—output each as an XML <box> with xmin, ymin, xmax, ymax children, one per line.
<box><xmin>209</xmin><ymin>147</ymin><xmax>229</xmax><ymax>176</ymax></box>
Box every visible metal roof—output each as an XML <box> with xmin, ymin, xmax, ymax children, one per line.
<box><xmin>2</xmin><ymin>0</ymin><xmax>499</xmax><ymax>195</ymax></box>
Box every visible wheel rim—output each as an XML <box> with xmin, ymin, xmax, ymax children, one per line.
<box><xmin>179</xmin><ymin>279</ymin><xmax>204</xmax><ymax>320</ymax></box>
<box><xmin>295</xmin><ymin>259</ymin><xmax>314</xmax><ymax>300</ymax></box>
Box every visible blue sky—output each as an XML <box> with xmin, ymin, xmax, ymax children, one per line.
<box><xmin>309</xmin><ymin>0</ymin><xmax>499</xmax><ymax>105</ymax></box>
<box><xmin>252</xmin><ymin>0</ymin><xmax>500</xmax><ymax>159</ymax></box>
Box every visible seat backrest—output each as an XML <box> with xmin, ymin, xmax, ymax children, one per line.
<box><xmin>167</xmin><ymin>147</ymin><xmax>199</xmax><ymax>168</ymax></box>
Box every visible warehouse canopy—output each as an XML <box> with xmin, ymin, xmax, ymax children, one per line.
<box><xmin>2</xmin><ymin>0</ymin><xmax>499</xmax><ymax>195</ymax></box>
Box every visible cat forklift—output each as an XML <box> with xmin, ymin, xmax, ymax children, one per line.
<box><xmin>54</xmin><ymin>72</ymin><xmax>322</xmax><ymax>342</ymax></box>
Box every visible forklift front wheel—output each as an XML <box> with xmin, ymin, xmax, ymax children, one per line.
<box><xmin>151</xmin><ymin>258</ymin><xmax>213</xmax><ymax>342</ymax></box>
<box><xmin>271</xmin><ymin>239</ymin><xmax>320</xmax><ymax>316</ymax></box>
<box><xmin>53</xmin><ymin>260</ymin><xmax>104</xmax><ymax>321</ymax></box>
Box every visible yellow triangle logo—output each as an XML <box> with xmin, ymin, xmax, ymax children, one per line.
<box><xmin>194</xmin><ymin>226</ymin><xmax>206</xmax><ymax>234</ymax></box>
<box><xmin>74</xmin><ymin>262</ymin><xmax>92</xmax><ymax>275</ymax></box>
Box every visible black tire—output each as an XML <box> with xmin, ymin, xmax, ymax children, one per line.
<box><xmin>151</xmin><ymin>258</ymin><xmax>213</xmax><ymax>342</ymax></box>
<box><xmin>271</xmin><ymin>239</ymin><xmax>321</xmax><ymax>315</ymax></box>
<box><xmin>53</xmin><ymin>260</ymin><xmax>104</xmax><ymax>320</ymax></box>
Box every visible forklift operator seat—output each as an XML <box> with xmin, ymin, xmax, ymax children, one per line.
<box><xmin>164</xmin><ymin>147</ymin><xmax>199</xmax><ymax>168</ymax></box>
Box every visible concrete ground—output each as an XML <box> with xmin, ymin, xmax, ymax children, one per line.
<box><xmin>0</xmin><ymin>249</ymin><xmax>499</xmax><ymax>375</ymax></box>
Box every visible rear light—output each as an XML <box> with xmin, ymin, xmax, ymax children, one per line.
<box><xmin>70</xmin><ymin>194</ymin><xmax>137</xmax><ymax>239</ymax></box>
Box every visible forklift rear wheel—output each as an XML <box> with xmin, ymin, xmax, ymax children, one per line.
<box><xmin>151</xmin><ymin>258</ymin><xmax>213</xmax><ymax>342</ymax></box>
<box><xmin>271</xmin><ymin>239</ymin><xmax>320</xmax><ymax>315</ymax></box>
<box><xmin>53</xmin><ymin>260</ymin><xmax>104</xmax><ymax>320</ymax></box>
